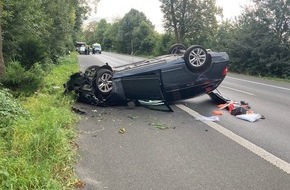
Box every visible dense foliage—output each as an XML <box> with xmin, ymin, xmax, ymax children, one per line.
<box><xmin>218</xmin><ymin>0</ymin><xmax>290</xmax><ymax>78</ymax></box>
<box><xmin>83</xmin><ymin>0</ymin><xmax>290</xmax><ymax>79</ymax></box>
<box><xmin>160</xmin><ymin>0</ymin><xmax>222</xmax><ymax>46</ymax></box>
<box><xmin>1</xmin><ymin>0</ymin><xmax>87</xmax><ymax>67</ymax></box>
<box><xmin>0</xmin><ymin>0</ymin><xmax>91</xmax><ymax>90</ymax></box>
<box><xmin>85</xmin><ymin>9</ymin><xmax>158</xmax><ymax>55</ymax></box>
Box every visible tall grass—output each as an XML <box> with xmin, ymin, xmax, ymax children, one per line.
<box><xmin>0</xmin><ymin>53</ymin><xmax>79</xmax><ymax>189</ymax></box>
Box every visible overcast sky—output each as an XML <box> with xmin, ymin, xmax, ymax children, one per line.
<box><xmin>87</xmin><ymin>0</ymin><xmax>251</xmax><ymax>33</ymax></box>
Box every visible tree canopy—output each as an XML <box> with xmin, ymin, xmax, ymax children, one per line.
<box><xmin>222</xmin><ymin>0</ymin><xmax>290</xmax><ymax>78</ymax></box>
<box><xmin>0</xmin><ymin>0</ymin><xmax>94</xmax><ymax>76</ymax></box>
<box><xmin>1</xmin><ymin>0</ymin><xmax>290</xmax><ymax>79</ymax></box>
<box><xmin>159</xmin><ymin>0</ymin><xmax>222</xmax><ymax>46</ymax></box>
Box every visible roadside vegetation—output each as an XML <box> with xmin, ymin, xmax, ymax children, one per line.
<box><xmin>0</xmin><ymin>53</ymin><xmax>79</xmax><ymax>189</ymax></box>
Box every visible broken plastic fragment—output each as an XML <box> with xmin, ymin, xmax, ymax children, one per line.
<box><xmin>196</xmin><ymin>116</ymin><xmax>220</xmax><ymax>122</ymax></box>
<box><xmin>236</xmin><ymin>113</ymin><xmax>262</xmax><ymax>122</ymax></box>
<box><xmin>213</xmin><ymin>110</ymin><xmax>223</xmax><ymax>115</ymax></box>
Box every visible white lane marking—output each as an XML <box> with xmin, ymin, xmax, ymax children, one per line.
<box><xmin>220</xmin><ymin>85</ymin><xmax>255</xmax><ymax>96</ymax></box>
<box><xmin>176</xmin><ymin>104</ymin><xmax>290</xmax><ymax>174</ymax></box>
<box><xmin>227</xmin><ymin>76</ymin><xmax>290</xmax><ymax>91</ymax></box>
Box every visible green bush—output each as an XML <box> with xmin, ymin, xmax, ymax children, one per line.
<box><xmin>0</xmin><ymin>61</ymin><xmax>48</xmax><ymax>95</ymax></box>
<box><xmin>16</xmin><ymin>38</ymin><xmax>48</xmax><ymax>69</ymax></box>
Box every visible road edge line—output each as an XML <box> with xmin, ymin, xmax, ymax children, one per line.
<box><xmin>176</xmin><ymin>104</ymin><xmax>290</xmax><ymax>175</ymax></box>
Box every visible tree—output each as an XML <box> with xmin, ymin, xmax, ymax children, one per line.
<box><xmin>132</xmin><ymin>21</ymin><xmax>156</xmax><ymax>55</ymax></box>
<box><xmin>115</xmin><ymin>9</ymin><xmax>154</xmax><ymax>54</ymax></box>
<box><xmin>94</xmin><ymin>19</ymin><xmax>110</xmax><ymax>45</ymax></box>
<box><xmin>153</xmin><ymin>33</ymin><xmax>175</xmax><ymax>55</ymax></box>
<box><xmin>2</xmin><ymin>0</ymin><xmax>47</xmax><ymax>67</ymax></box>
<box><xmin>224</xmin><ymin>0</ymin><xmax>290</xmax><ymax>78</ymax></box>
<box><xmin>41</xmin><ymin>0</ymin><xmax>78</xmax><ymax>62</ymax></box>
<box><xmin>103</xmin><ymin>21</ymin><xmax>120</xmax><ymax>51</ymax></box>
<box><xmin>250</xmin><ymin>0</ymin><xmax>290</xmax><ymax>43</ymax></box>
<box><xmin>160</xmin><ymin>0</ymin><xmax>222</xmax><ymax>45</ymax></box>
<box><xmin>84</xmin><ymin>21</ymin><xmax>98</xmax><ymax>44</ymax></box>
<box><xmin>0</xmin><ymin>0</ymin><xmax>5</xmax><ymax>76</ymax></box>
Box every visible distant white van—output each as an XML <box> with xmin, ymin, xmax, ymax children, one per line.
<box><xmin>75</xmin><ymin>42</ymin><xmax>86</xmax><ymax>54</ymax></box>
<box><xmin>92</xmin><ymin>43</ymin><xmax>102</xmax><ymax>54</ymax></box>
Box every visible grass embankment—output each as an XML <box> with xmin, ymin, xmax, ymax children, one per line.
<box><xmin>0</xmin><ymin>54</ymin><xmax>79</xmax><ymax>189</ymax></box>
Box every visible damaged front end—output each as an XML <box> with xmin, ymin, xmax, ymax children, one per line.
<box><xmin>64</xmin><ymin>65</ymin><xmax>172</xmax><ymax>111</ymax></box>
<box><xmin>64</xmin><ymin>71</ymin><xmax>101</xmax><ymax>105</ymax></box>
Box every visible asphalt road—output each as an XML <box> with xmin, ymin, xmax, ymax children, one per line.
<box><xmin>75</xmin><ymin>52</ymin><xmax>290</xmax><ymax>190</ymax></box>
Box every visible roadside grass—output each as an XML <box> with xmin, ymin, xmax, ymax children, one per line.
<box><xmin>0</xmin><ymin>53</ymin><xmax>80</xmax><ymax>189</ymax></box>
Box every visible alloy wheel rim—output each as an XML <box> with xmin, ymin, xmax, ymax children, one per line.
<box><xmin>189</xmin><ymin>48</ymin><xmax>206</xmax><ymax>67</ymax></box>
<box><xmin>98</xmin><ymin>73</ymin><xmax>113</xmax><ymax>93</ymax></box>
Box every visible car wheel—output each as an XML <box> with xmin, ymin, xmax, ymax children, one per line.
<box><xmin>168</xmin><ymin>44</ymin><xmax>186</xmax><ymax>54</ymax></box>
<box><xmin>93</xmin><ymin>68</ymin><xmax>113</xmax><ymax>96</ymax></box>
<box><xmin>84</xmin><ymin>65</ymin><xmax>100</xmax><ymax>80</ymax></box>
<box><xmin>184</xmin><ymin>45</ymin><xmax>212</xmax><ymax>73</ymax></box>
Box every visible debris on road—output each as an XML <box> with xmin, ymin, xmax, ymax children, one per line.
<box><xmin>119</xmin><ymin>127</ymin><xmax>126</xmax><ymax>134</ymax></box>
<box><xmin>217</xmin><ymin>100</ymin><xmax>264</xmax><ymax>122</ymax></box>
<box><xmin>73</xmin><ymin>179</ymin><xmax>86</xmax><ymax>188</ymax></box>
<box><xmin>127</xmin><ymin>115</ymin><xmax>139</xmax><ymax>119</ymax></box>
<box><xmin>196</xmin><ymin>116</ymin><xmax>220</xmax><ymax>122</ymax></box>
<box><xmin>212</xmin><ymin>110</ymin><xmax>223</xmax><ymax>115</ymax></box>
<box><xmin>148</xmin><ymin>122</ymin><xmax>170</xmax><ymax>130</ymax></box>
<box><xmin>71</xmin><ymin>106</ymin><xmax>87</xmax><ymax>115</ymax></box>
<box><xmin>236</xmin><ymin>113</ymin><xmax>262</xmax><ymax>122</ymax></box>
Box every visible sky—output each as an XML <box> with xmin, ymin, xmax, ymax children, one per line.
<box><xmin>86</xmin><ymin>0</ymin><xmax>251</xmax><ymax>33</ymax></box>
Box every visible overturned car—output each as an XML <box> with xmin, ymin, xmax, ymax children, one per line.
<box><xmin>64</xmin><ymin>44</ymin><xmax>229</xmax><ymax>111</ymax></box>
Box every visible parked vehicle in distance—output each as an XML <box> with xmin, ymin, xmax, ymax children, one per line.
<box><xmin>75</xmin><ymin>41</ymin><xmax>86</xmax><ymax>54</ymax></box>
<box><xmin>79</xmin><ymin>45</ymin><xmax>86</xmax><ymax>54</ymax></box>
<box><xmin>65</xmin><ymin>44</ymin><xmax>229</xmax><ymax>111</ymax></box>
<box><xmin>92</xmin><ymin>43</ymin><xmax>102</xmax><ymax>54</ymax></box>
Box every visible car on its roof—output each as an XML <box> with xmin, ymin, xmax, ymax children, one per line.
<box><xmin>65</xmin><ymin>44</ymin><xmax>229</xmax><ymax>111</ymax></box>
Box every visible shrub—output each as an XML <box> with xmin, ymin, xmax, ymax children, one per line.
<box><xmin>0</xmin><ymin>61</ymin><xmax>47</xmax><ymax>95</ymax></box>
<box><xmin>16</xmin><ymin>37</ymin><xmax>48</xmax><ymax>69</ymax></box>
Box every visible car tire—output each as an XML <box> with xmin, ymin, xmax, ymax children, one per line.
<box><xmin>184</xmin><ymin>45</ymin><xmax>212</xmax><ymax>73</ymax></box>
<box><xmin>84</xmin><ymin>65</ymin><xmax>100</xmax><ymax>80</ymax></box>
<box><xmin>168</xmin><ymin>44</ymin><xmax>186</xmax><ymax>54</ymax></box>
<box><xmin>93</xmin><ymin>68</ymin><xmax>113</xmax><ymax>96</ymax></box>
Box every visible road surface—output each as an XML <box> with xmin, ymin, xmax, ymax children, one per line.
<box><xmin>75</xmin><ymin>52</ymin><xmax>290</xmax><ymax>190</ymax></box>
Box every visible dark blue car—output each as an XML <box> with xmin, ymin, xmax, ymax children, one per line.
<box><xmin>65</xmin><ymin>44</ymin><xmax>229</xmax><ymax>110</ymax></box>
